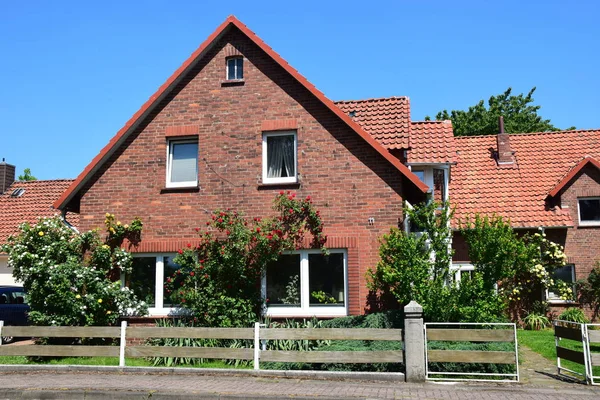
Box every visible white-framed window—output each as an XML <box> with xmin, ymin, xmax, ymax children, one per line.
<box><xmin>262</xmin><ymin>131</ymin><xmax>297</xmax><ymax>184</ymax></box>
<box><xmin>166</xmin><ymin>139</ymin><xmax>198</xmax><ymax>188</ymax></box>
<box><xmin>226</xmin><ymin>57</ymin><xmax>243</xmax><ymax>80</ymax></box>
<box><xmin>451</xmin><ymin>263</ymin><xmax>474</xmax><ymax>285</ymax></box>
<box><xmin>124</xmin><ymin>254</ymin><xmax>188</xmax><ymax>316</ymax></box>
<box><xmin>547</xmin><ymin>264</ymin><xmax>576</xmax><ymax>303</ymax></box>
<box><xmin>263</xmin><ymin>249</ymin><xmax>347</xmax><ymax>317</ymax></box>
<box><xmin>578</xmin><ymin>198</ymin><xmax>600</xmax><ymax>226</ymax></box>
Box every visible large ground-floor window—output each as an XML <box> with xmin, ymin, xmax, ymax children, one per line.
<box><xmin>263</xmin><ymin>249</ymin><xmax>347</xmax><ymax>317</ymax></box>
<box><xmin>124</xmin><ymin>254</ymin><xmax>185</xmax><ymax>315</ymax></box>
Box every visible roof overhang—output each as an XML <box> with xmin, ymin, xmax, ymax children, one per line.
<box><xmin>548</xmin><ymin>156</ymin><xmax>600</xmax><ymax>198</ymax></box>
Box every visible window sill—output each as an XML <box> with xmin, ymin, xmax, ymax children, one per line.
<box><xmin>257</xmin><ymin>182</ymin><xmax>301</xmax><ymax>190</ymax></box>
<box><xmin>221</xmin><ymin>79</ymin><xmax>245</xmax><ymax>87</ymax></box>
<box><xmin>160</xmin><ymin>186</ymin><xmax>200</xmax><ymax>194</ymax></box>
<box><xmin>547</xmin><ymin>299</ymin><xmax>579</xmax><ymax>305</ymax></box>
<box><xmin>578</xmin><ymin>221</ymin><xmax>600</xmax><ymax>228</ymax></box>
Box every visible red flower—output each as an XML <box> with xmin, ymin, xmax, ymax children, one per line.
<box><xmin>218</xmin><ymin>218</ymin><xmax>223</xmax><ymax>223</ymax></box>
<box><xmin>206</xmin><ymin>221</ymin><xmax>210</xmax><ymax>226</ymax></box>
<box><xmin>199</xmin><ymin>265</ymin><xmax>204</xmax><ymax>270</ymax></box>
<box><xmin>187</xmin><ymin>243</ymin><xmax>191</xmax><ymax>248</ymax></box>
<box><xmin>289</xmin><ymin>208</ymin><xmax>294</xmax><ymax>214</ymax></box>
<box><xmin>182</xmin><ymin>299</ymin><xmax>186</xmax><ymax>303</ymax></box>
<box><xmin>306</xmin><ymin>195</ymin><xmax>311</xmax><ymax>201</ymax></box>
<box><xmin>190</xmin><ymin>271</ymin><xmax>195</xmax><ymax>276</ymax></box>
<box><xmin>199</xmin><ymin>260</ymin><xmax>205</xmax><ymax>264</ymax></box>
<box><xmin>178</xmin><ymin>249</ymin><xmax>183</xmax><ymax>254</ymax></box>
<box><xmin>256</xmin><ymin>227</ymin><xmax>261</xmax><ymax>233</ymax></box>
<box><xmin>279</xmin><ymin>191</ymin><xmax>284</xmax><ymax>195</ymax></box>
<box><xmin>225</xmin><ymin>230</ymin><xmax>230</xmax><ymax>235</ymax></box>
<box><xmin>204</xmin><ymin>274</ymin><xmax>209</xmax><ymax>279</ymax></box>
<box><xmin>195</xmin><ymin>227</ymin><xmax>200</xmax><ymax>232</ymax></box>
<box><xmin>166</xmin><ymin>277</ymin><xmax>171</xmax><ymax>283</ymax></box>
<box><xmin>220</xmin><ymin>211</ymin><xmax>226</xmax><ymax>216</ymax></box>
<box><xmin>292</xmin><ymin>193</ymin><xmax>296</xmax><ymax>198</ymax></box>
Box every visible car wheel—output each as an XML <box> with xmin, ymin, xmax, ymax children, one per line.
<box><xmin>1</xmin><ymin>336</ymin><xmax>14</xmax><ymax>344</ymax></box>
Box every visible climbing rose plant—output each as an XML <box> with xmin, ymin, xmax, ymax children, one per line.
<box><xmin>166</xmin><ymin>192</ymin><xmax>327</xmax><ymax>327</ymax></box>
<box><xmin>1</xmin><ymin>214</ymin><xmax>147</xmax><ymax>326</ymax></box>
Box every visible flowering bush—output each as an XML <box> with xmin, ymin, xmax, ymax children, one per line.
<box><xmin>462</xmin><ymin>215</ymin><xmax>567</xmax><ymax>320</ymax></box>
<box><xmin>166</xmin><ymin>192</ymin><xmax>327</xmax><ymax>327</ymax></box>
<box><xmin>1</xmin><ymin>214</ymin><xmax>147</xmax><ymax>326</ymax></box>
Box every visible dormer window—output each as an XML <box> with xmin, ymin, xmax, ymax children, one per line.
<box><xmin>226</xmin><ymin>57</ymin><xmax>243</xmax><ymax>80</ymax></box>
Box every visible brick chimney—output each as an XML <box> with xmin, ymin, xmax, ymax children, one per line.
<box><xmin>496</xmin><ymin>116</ymin><xmax>515</xmax><ymax>165</ymax></box>
<box><xmin>0</xmin><ymin>158</ymin><xmax>16</xmax><ymax>194</ymax></box>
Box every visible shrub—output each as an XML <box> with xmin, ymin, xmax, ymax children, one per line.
<box><xmin>166</xmin><ymin>193</ymin><xmax>327</xmax><ymax>327</ymax></box>
<box><xmin>558</xmin><ymin>308</ymin><xmax>589</xmax><ymax>324</ymax></box>
<box><xmin>1</xmin><ymin>215</ymin><xmax>146</xmax><ymax>327</ymax></box>
<box><xmin>523</xmin><ymin>313</ymin><xmax>550</xmax><ymax>330</ymax></box>
<box><xmin>577</xmin><ymin>265</ymin><xmax>600</xmax><ymax>320</ymax></box>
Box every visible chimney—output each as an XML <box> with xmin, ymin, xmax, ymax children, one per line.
<box><xmin>496</xmin><ymin>117</ymin><xmax>514</xmax><ymax>165</ymax></box>
<box><xmin>0</xmin><ymin>158</ymin><xmax>16</xmax><ymax>194</ymax></box>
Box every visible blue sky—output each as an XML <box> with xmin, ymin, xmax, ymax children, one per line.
<box><xmin>1</xmin><ymin>1</ymin><xmax>599</xmax><ymax>180</ymax></box>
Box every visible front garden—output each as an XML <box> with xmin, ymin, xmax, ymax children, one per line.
<box><xmin>2</xmin><ymin>195</ymin><xmax>600</xmax><ymax>376</ymax></box>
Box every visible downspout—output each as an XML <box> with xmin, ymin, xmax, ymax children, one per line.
<box><xmin>60</xmin><ymin>209</ymin><xmax>79</xmax><ymax>234</ymax></box>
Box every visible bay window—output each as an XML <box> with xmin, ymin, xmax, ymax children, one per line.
<box><xmin>264</xmin><ymin>250</ymin><xmax>347</xmax><ymax>317</ymax></box>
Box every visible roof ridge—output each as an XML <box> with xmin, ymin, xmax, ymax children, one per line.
<box><xmin>334</xmin><ymin>96</ymin><xmax>409</xmax><ymax>104</ymax></box>
<box><xmin>455</xmin><ymin>129</ymin><xmax>600</xmax><ymax>140</ymax></box>
<box><xmin>411</xmin><ymin>120</ymin><xmax>452</xmax><ymax>125</ymax></box>
<box><xmin>9</xmin><ymin>179</ymin><xmax>74</xmax><ymax>184</ymax></box>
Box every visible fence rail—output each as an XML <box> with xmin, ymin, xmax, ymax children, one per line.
<box><xmin>424</xmin><ymin>322</ymin><xmax>519</xmax><ymax>382</ymax></box>
<box><xmin>0</xmin><ymin>321</ymin><xmax>403</xmax><ymax>369</ymax></box>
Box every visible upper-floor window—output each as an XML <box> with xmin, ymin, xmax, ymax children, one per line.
<box><xmin>166</xmin><ymin>139</ymin><xmax>198</xmax><ymax>188</ymax></box>
<box><xmin>578</xmin><ymin>197</ymin><xmax>600</xmax><ymax>225</ymax></box>
<box><xmin>226</xmin><ymin>57</ymin><xmax>243</xmax><ymax>80</ymax></box>
<box><xmin>262</xmin><ymin>131</ymin><xmax>297</xmax><ymax>184</ymax></box>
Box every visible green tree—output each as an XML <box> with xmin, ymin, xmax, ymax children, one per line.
<box><xmin>18</xmin><ymin>168</ymin><xmax>37</xmax><ymax>181</ymax></box>
<box><xmin>431</xmin><ymin>87</ymin><xmax>573</xmax><ymax>136</ymax></box>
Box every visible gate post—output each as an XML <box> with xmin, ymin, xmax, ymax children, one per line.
<box><xmin>404</xmin><ymin>301</ymin><xmax>425</xmax><ymax>382</ymax></box>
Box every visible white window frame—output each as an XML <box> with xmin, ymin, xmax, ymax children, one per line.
<box><xmin>578</xmin><ymin>197</ymin><xmax>600</xmax><ymax>226</ymax></box>
<box><xmin>166</xmin><ymin>139</ymin><xmax>198</xmax><ymax>188</ymax></box>
<box><xmin>262</xmin><ymin>249</ymin><xmax>348</xmax><ymax>318</ymax></box>
<box><xmin>226</xmin><ymin>57</ymin><xmax>243</xmax><ymax>80</ymax></box>
<box><xmin>262</xmin><ymin>131</ymin><xmax>298</xmax><ymax>184</ymax></box>
<box><xmin>124</xmin><ymin>253</ymin><xmax>183</xmax><ymax>316</ymax></box>
<box><xmin>547</xmin><ymin>264</ymin><xmax>576</xmax><ymax>304</ymax></box>
<box><xmin>451</xmin><ymin>263</ymin><xmax>474</xmax><ymax>285</ymax></box>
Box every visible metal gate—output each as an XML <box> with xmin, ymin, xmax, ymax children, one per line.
<box><xmin>553</xmin><ymin>320</ymin><xmax>600</xmax><ymax>385</ymax></box>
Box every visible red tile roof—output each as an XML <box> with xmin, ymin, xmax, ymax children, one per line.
<box><xmin>452</xmin><ymin>129</ymin><xmax>600</xmax><ymax>228</ymax></box>
<box><xmin>334</xmin><ymin>97</ymin><xmax>411</xmax><ymax>149</ymax></box>
<box><xmin>0</xmin><ymin>180</ymin><xmax>79</xmax><ymax>245</ymax></box>
<box><xmin>408</xmin><ymin>121</ymin><xmax>456</xmax><ymax>164</ymax></box>
<box><xmin>53</xmin><ymin>17</ymin><xmax>428</xmax><ymax>211</ymax></box>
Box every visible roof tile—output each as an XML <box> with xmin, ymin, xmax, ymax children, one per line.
<box><xmin>0</xmin><ymin>180</ymin><xmax>78</xmax><ymax>245</ymax></box>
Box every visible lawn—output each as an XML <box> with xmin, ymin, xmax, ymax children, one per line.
<box><xmin>518</xmin><ymin>328</ymin><xmax>600</xmax><ymax>378</ymax></box>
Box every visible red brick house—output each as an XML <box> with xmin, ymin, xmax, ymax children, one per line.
<box><xmin>52</xmin><ymin>16</ymin><xmax>440</xmax><ymax>317</ymax></box>
<box><xmin>0</xmin><ymin>161</ymin><xmax>78</xmax><ymax>286</ymax></box>
<box><xmin>451</xmin><ymin>129</ymin><xmax>600</xmax><ymax>310</ymax></box>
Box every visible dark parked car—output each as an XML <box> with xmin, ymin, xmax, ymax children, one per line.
<box><xmin>0</xmin><ymin>286</ymin><xmax>29</xmax><ymax>343</ymax></box>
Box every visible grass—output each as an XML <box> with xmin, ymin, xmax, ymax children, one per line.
<box><xmin>518</xmin><ymin>328</ymin><xmax>600</xmax><ymax>378</ymax></box>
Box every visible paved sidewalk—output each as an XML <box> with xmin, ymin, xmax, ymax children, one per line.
<box><xmin>0</xmin><ymin>368</ymin><xmax>599</xmax><ymax>400</ymax></box>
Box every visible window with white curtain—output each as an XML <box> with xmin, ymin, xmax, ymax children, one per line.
<box><xmin>262</xmin><ymin>131</ymin><xmax>297</xmax><ymax>184</ymax></box>
<box><xmin>166</xmin><ymin>139</ymin><xmax>198</xmax><ymax>188</ymax></box>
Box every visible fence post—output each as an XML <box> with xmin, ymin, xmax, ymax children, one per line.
<box><xmin>254</xmin><ymin>322</ymin><xmax>261</xmax><ymax>370</ymax></box>
<box><xmin>119</xmin><ymin>320</ymin><xmax>127</xmax><ymax>367</ymax></box>
<box><xmin>0</xmin><ymin>321</ymin><xmax>3</xmax><ymax>346</ymax></box>
<box><xmin>404</xmin><ymin>301</ymin><xmax>425</xmax><ymax>382</ymax></box>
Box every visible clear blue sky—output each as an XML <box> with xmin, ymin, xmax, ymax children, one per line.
<box><xmin>1</xmin><ymin>1</ymin><xmax>599</xmax><ymax>180</ymax></box>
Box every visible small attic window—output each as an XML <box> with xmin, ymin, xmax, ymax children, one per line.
<box><xmin>226</xmin><ymin>57</ymin><xmax>243</xmax><ymax>80</ymax></box>
<box><xmin>10</xmin><ymin>188</ymin><xmax>25</xmax><ymax>197</ymax></box>
<box><xmin>348</xmin><ymin>111</ymin><xmax>356</xmax><ymax>117</ymax></box>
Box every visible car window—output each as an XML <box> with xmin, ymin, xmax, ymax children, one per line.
<box><xmin>0</xmin><ymin>290</ymin><xmax>27</xmax><ymax>305</ymax></box>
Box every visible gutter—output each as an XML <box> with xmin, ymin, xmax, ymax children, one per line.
<box><xmin>60</xmin><ymin>209</ymin><xmax>79</xmax><ymax>234</ymax></box>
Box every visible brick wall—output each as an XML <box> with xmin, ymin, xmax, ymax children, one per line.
<box><xmin>75</xmin><ymin>27</ymin><xmax>421</xmax><ymax>316</ymax></box>
<box><xmin>559</xmin><ymin>164</ymin><xmax>600</xmax><ymax>280</ymax></box>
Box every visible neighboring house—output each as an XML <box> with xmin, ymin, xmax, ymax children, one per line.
<box><xmin>0</xmin><ymin>161</ymin><xmax>78</xmax><ymax>285</ymax></box>
<box><xmin>451</xmin><ymin>129</ymin><xmax>600</xmax><ymax>310</ymax></box>
<box><xmin>52</xmin><ymin>16</ymin><xmax>430</xmax><ymax>318</ymax></box>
